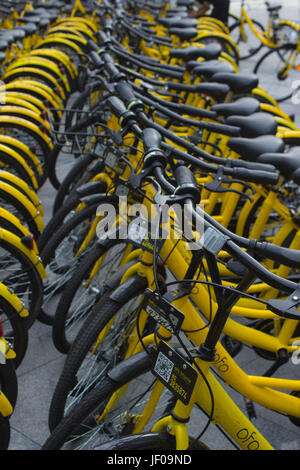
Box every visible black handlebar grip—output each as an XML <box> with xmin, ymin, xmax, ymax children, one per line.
<box><xmin>105</xmin><ymin>18</ymin><xmax>113</xmax><ymax>30</ymax></box>
<box><xmin>107</xmin><ymin>96</ymin><xmax>127</xmax><ymax>119</ymax></box>
<box><xmin>158</xmin><ymin>68</ymin><xmax>184</xmax><ymax>79</ymax></box>
<box><xmin>142</xmin><ymin>128</ymin><xmax>162</xmax><ymax>153</ymax></box>
<box><xmin>231</xmin><ymin>167</ymin><xmax>279</xmax><ymax>186</ymax></box>
<box><xmin>102</xmin><ymin>52</ymin><xmax>114</xmax><ymax>64</ymax></box>
<box><xmin>174</xmin><ymin>165</ymin><xmax>201</xmax><ymax>203</ymax></box>
<box><xmin>176</xmin><ymin>104</ymin><xmax>217</xmax><ymax>120</ymax></box>
<box><xmin>175</xmin><ymin>165</ymin><xmax>197</xmax><ymax>188</ymax></box>
<box><xmin>256</xmin><ymin>241</ymin><xmax>300</xmax><ymax>268</ymax></box>
<box><xmin>87</xmin><ymin>40</ymin><xmax>99</xmax><ymax>52</ymax></box>
<box><xmin>97</xmin><ymin>30</ymin><xmax>109</xmax><ymax>44</ymax></box>
<box><xmin>203</xmin><ymin>121</ymin><xmax>240</xmax><ymax>137</ymax></box>
<box><xmin>229</xmin><ymin>159</ymin><xmax>276</xmax><ymax>173</ymax></box>
<box><xmin>90</xmin><ymin>51</ymin><xmax>103</xmax><ymax>68</ymax></box>
<box><xmin>116</xmin><ymin>81</ymin><xmax>136</xmax><ymax>106</ymax></box>
<box><xmin>105</xmin><ymin>61</ymin><xmax>120</xmax><ymax>80</ymax></box>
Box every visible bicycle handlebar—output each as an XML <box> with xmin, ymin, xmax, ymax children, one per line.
<box><xmin>140</xmin><ymin>133</ymin><xmax>299</xmax><ymax>289</ymax></box>
<box><xmin>132</xmin><ymin>88</ymin><xmax>241</xmax><ymax>137</ymax></box>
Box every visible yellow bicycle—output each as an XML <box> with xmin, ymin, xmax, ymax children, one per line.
<box><xmin>230</xmin><ymin>0</ymin><xmax>299</xmax><ymax>60</ymax></box>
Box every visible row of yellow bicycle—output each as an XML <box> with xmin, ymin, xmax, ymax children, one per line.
<box><xmin>26</xmin><ymin>0</ymin><xmax>300</xmax><ymax>451</ymax></box>
<box><xmin>0</xmin><ymin>0</ymin><xmax>103</xmax><ymax>450</ymax></box>
<box><xmin>1</xmin><ymin>0</ymin><xmax>300</xmax><ymax>452</ymax></box>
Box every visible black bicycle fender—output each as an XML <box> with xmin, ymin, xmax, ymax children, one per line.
<box><xmin>79</xmin><ymin>193</ymin><xmax>119</xmax><ymax>206</ymax></box>
<box><xmin>107</xmin><ymin>350</ymin><xmax>153</xmax><ymax>384</ymax></box>
<box><xmin>75</xmin><ymin>181</ymin><xmax>107</xmax><ymax>197</ymax></box>
<box><xmin>109</xmin><ymin>274</ymin><xmax>147</xmax><ymax>303</ymax></box>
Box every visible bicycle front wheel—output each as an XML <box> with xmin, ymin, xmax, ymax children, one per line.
<box><xmin>44</xmin><ymin>348</ymin><xmax>212</xmax><ymax>450</ymax></box>
<box><xmin>48</xmin><ymin>273</ymin><xmax>148</xmax><ymax>431</ymax></box>
<box><xmin>254</xmin><ymin>44</ymin><xmax>300</xmax><ymax>103</ymax></box>
<box><xmin>230</xmin><ymin>19</ymin><xmax>264</xmax><ymax>60</ymax></box>
<box><xmin>95</xmin><ymin>432</ymin><xmax>210</xmax><ymax>451</ymax></box>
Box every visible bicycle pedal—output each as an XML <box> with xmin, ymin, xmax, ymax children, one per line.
<box><xmin>221</xmin><ymin>335</ymin><xmax>243</xmax><ymax>357</ymax></box>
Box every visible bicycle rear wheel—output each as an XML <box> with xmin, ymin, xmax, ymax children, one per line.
<box><xmin>254</xmin><ymin>44</ymin><xmax>300</xmax><ymax>103</ymax></box>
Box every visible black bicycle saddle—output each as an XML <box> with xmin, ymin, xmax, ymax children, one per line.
<box><xmin>211</xmin><ymin>97</ymin><xmax>261</xmax><ymax>117</ymax></box>
<box><xmin>210</xmin><ymin>72</ymin><xmax>259</xmax><ymax>94</ymax></box>
<box><xmin>195</xmin><ymin>82</ymin><xmax>230</xmax><ymax>101</ymax></box>
<box><xmin>225</xmin><ymin>112</ymin><xmax>278</xmax><ymax>138</ymax></box>
<box><xmin>168</xmin><ymin>27</ymin><xmax>198</xmax><ymax>40</ymax></box>
<box><xmin>227</xmin><ymin>135</ymin><xmax>284</xmax><ymax>161</ymax></box>
<box><xmin>257</xmin><ymin>147</ymin><xmax>300</xmax><ymax>180</ymax></box>
<box><xmin>157</xmin><ymin>16</ymin><xmax>187</xmax><ymax>26</ymax></box>
<box><xmin>192</xmin><ymin>59</ymin><xmax>234</xmax><ymax>76</ymax></box>
<box><xmin>169</xmin><ymin>43</ymin><xmax>222</xmax><ymax>61</ymax></box>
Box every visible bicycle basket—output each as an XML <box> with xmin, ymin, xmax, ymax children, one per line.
<box><xmin>47</xmin><ymin>107</ymin><xmax>108</xmax><ymax>156</ymax></box>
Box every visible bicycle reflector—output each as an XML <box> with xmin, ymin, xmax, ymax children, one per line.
<box><xmin>21</xmin><ymin>234</ymin><xmax>35</xmax><ymax>250</ymax></box>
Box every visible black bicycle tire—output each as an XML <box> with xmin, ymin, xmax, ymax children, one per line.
<box><xmin>0</xmin><ymin>148</ymin><xmax>36</xmax><ymax>190</ymax></box>
<box><xmin>43</xmin><ymin>350</ymin><xmax>154</xmax><ymax>449</ymax></box>
<box><xmin>38</xmin><ymin>184</ymin><xmax>106</xmax><ymax>252</ymax></box>
<box><xmin>49</xmin><ymin>273</ymin><xmax>147</xmax><ymax>431</ymax></box>
<box><xmin>230</xmin><ymin>19</ymin><xmax>264</xmax><ymax>60</ymax></box>
<box><xmin>45</xmin><ymin>349</ymin><xmax>211</xmax><ymax>450</ymax></box>
<box><xmin>39</xmin><ymin>202</ymin><xmax>101</xmax><ymax>325</ymax></box>
<box><xmin>192</xmin><ymin>33</ymin><xmax>239</xmax><ymax>64</ymax></box>
<box><xmin>0</xmin><ymin>360</ymin><xmax>18</xmax><ymax>408</ymax></box>
<box><xmin>0</xmin><ymin>120</ymin><xmax>51</xmax><ymax>181</ymax></box>
<box><xmin>253</xmin><ymin>43</ymin><xmax>298</xmax><ymax>103</ymax></box>
<box><xmin>0</xmin><ymin>360</ymin><xmax>18</xmax><ymax>450</ymax></box>
<box><xmin>3</xmin><ymin>69</ymin><xmax>66</xmax><ymax>105</ymax></box>
<box><xmin>0</xmin><ymin>239</ymin><xmax>44</xmax><ymax>329</ymax></box>
<box><xmin>0</xmin><ymin>297</ymin><xmax>29</xmax><ymax>369</ymax></box>
<box><xmin>0</xmin><ymin>416</ymin><xmax>10</xmax><ymax>450</ymax></box>
<box><xmin>0</xmin><ymin>136</ymin><xmax>44</xmax><ymax>187</ymax></box>
<box><xmin>51</xmin><ymin>240</ymin><xmax>134</xmax><ymax>354</ymax></box>
<box><xmin>275</xmin><ymin>21</ymin><xmax>299</xmax><ymax>46</ymax></box>
<box><xmin>95</xmin><ymin>431</ymin><xmax>210</xmax><ymax>450</ymax></box>
<box><xmin>0</xmin><ymin>187</ymin><xmax>41</xmax><ymax>241</ymax></box>
<box><xmin>228</xmin><ymin>13</ymin><xmax>240</xmax><ymax>31</ymax></box>
<box><xmin>6</xmin><ymin>61</ymin><xmax>70</xmax><ymax>99</ymax></box>
<box><xmin>51</xmin><ymin>152</ymin><xmax>104</xmax><ymax>216</ymax></box>
<box><xmin>63</xmin><ymin>82</ymin><xmax>102</xmax><ymax>130</ymax></box>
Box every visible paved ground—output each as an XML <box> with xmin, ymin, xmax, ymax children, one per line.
<box><xmin>7</xmin><ymin>0</ymin><xmax>300</xmax><ymax>451</ymax></box>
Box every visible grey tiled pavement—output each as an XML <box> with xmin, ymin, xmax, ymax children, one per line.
<box><xmin>7</xmin><ymin>0</ymin><xmax>300</xmax><ymax>451</ymax></box>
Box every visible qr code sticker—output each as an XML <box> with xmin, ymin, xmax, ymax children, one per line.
<box><xmin>154</xmin><ymin>351</ymin><xmax>174</xmax><ymax>383</ymax></box>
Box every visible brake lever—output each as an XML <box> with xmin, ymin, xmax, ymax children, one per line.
<box><xmin>203</xmin><ymin>166</ymin><xmax>254</xmax><ymax>202</ymax></box>
<box><xmin>128</xmin><ymin>164</ymin><xmax>155</xmax><ymax>189</ymax></box>
<box><xmin>267</xmin><ymin>285</ymin><xmax>300</xmax><ymax>320</ymax></box>
<box><xmin>153</xmin><ymin>183</ymin><xmax>187</xmax><ymax>206</ymax></box>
